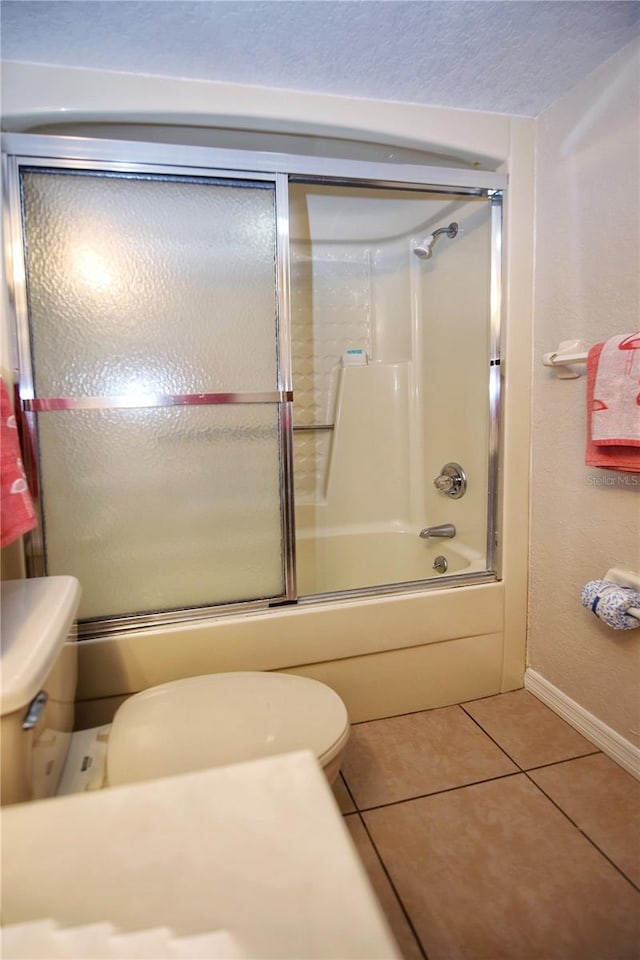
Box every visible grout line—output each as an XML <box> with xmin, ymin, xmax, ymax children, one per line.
<box><xmin>347</xmin><ymin>769</ymin><xmax>523</xmax><ymax>815</ymax></box>
<box><xmin>349</xmin><ymin>698</ymin><xmax>503</xmax><ymax>727</ymax></box>
<box><xmin>458</xmin><ymin>702</ymin><xmax>529</xmax><ymax>769</ymax></box>
<box><xmin>524</xmin><ymin>772</ymin><xmax>640</xmax><ymax>893</ymax></box>
<box><xmin>338</xmin><ymin>772</ymin><xmax>359</xmax><ymax>814</ymax></box>
<box><xmin>523</xmin><ymin>750</ymin><xmax>602</xmax><ymax>773</ymax></box>
<box><xmin>459</xmin><ymin>702</ymin><xmax>605</xmax><ymax>774</ymax></box>
<box><xmin>456</xmin><ymin>689</ymin><xmax>519</xmax><ymax>705</ymax></box>
<box><xmin>356</xmin><ymin>810</ymin><xmax>430</xmax><ymax>960</ymax></box>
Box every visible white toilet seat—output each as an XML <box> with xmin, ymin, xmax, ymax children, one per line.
<box><xmin>106</xmin><ymin>672</ymin><xmax>350</xmax><ymax>787</ymax></box>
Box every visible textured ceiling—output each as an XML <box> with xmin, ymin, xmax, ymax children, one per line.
<box><xmin>1</xmin><ymin>0</ymin><xmax>639</xmax><ymax>117</ymax></box>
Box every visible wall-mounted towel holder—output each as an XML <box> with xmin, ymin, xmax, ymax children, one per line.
<box><xmin>542</xmin><ymin>339</ymin><xmax>589</xmax><ymax>379</ymax></box>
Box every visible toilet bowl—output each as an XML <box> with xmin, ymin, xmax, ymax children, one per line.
<box><xmin>0</xmin><ymin>576</ymin><xmax>350</xmax><ymax>804</ymax></box>
<box><xmin>106</xmin><ymin>672</ymin><xmax>350</xmax><ymax>787</ymax></box>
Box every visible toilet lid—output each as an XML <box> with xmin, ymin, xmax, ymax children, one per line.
<box><xmin>106</xmin><ymin>672</ymin><xmax>350</xmax><ymax>787</ymax></box>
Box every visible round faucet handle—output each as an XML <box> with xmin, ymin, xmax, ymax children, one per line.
<box><xmin>433</xmin><ymin>475</ymin><xmax>455</xmax><ymax>493</ymax></box>
<box><xmin>432</xmin><ymin>462</ymin><xmax>467</xmax><ymax>499</ymax></box>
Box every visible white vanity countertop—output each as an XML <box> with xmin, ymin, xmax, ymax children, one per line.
<box><xmin>1</xmin><ymin>750</ymin><xmax>400</xmax><ymax>959</ymax></box>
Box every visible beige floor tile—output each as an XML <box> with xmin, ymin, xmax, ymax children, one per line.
<box><xmin>463</xmin><ymin>689</ymin><xmax>597</xmax><ymax>768</ymax></box>
<box><xmin>331</xmin><ymin>773</ymin><xmax>356</xmax><ymax>814</ymax></box>
<box><xmin>364</xmin><ymin>774</ymin><xmax>640</xmax><ymax>960</ymax></box>
<box><xmin>341</xmin><ymin>706</ymin><xmax>517</xmax><ymax>809</ymax></box>
<box><xmin>529</xmin><ymin>753</ymin><xmax>640</xmax><ymax>887</ymax></box>
<box><xmin>344</xmin><ymin>815</ymin><xmax>424</xmax><ymax>960</ymax></box>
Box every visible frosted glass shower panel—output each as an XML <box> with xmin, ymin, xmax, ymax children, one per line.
<box><xmin>18</xmin><ymin>165</ymin><xmax>288</xmax><ymax>620</ymax></box>
<box><xmin>38</xmin><ymin>405</ymin><xmax>284</xmax><ymax>620</ymax></box>
<box><xmin>21</xmin><ymin>170</ymin><xmax>278</xmax><ymax>396</ymax></box>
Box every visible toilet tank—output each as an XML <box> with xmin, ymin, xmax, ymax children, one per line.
<box><xmin>1</xmin><ymin>576</ymin><xmax>81</xmax><ymax>805</ymax></box>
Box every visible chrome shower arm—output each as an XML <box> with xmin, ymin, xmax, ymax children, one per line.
<box><xmin>432</xmin><ymin>223</ymin><xmax>459</xmax><ymax>239</ymax></box>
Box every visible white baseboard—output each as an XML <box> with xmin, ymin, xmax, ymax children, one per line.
<box><xmin>524</xmin><ymin>669</ymin><xmax>640</xmax><ymax>780</ymax></box>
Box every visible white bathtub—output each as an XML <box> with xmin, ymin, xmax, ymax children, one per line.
<box><xmin>75</xmin><ymin>566</ymin><xmax>509</xmax><ymax>730</ymax></box>
<box><xmin>295</xmin><ymin>529</ymin><xmax>482</xmax><ymax>595</ymax></box>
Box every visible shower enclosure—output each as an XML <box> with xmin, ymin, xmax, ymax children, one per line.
<box><xmin>2</xmin><ymin>134</ymin><xmax>503</xmax><ymax>636</ymax></box>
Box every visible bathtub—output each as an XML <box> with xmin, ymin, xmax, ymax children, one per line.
<box><xmin>295</xmin><ymin>528</ymin><xmax>483</xmax><ymax>595</ymax></box>
<box><xmin>75</xmin><ymin>567</ymin><xmax>509</xmax><ymax>730</ymax></box>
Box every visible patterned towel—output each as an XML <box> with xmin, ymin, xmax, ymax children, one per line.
<box><xmin>586</xmin><ymin>335</ymin><xmax>640</xmax><ymax>472</ymax></box>
<box><xmin>591</xmin><ymin>332</ymin><xmax>640</xmax><ymax>445</ymax></box>
<box><xmin>580</xmin><ymin>580</ymin><xmax>640</xmax><ymax>631</ymax></box>
<box><xmin>1</xmin><ymin>379</ymin><xmax>36</xmax><ymax>547</ymax></box>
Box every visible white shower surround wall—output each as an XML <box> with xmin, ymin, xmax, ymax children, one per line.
<box><xmin>290</xmin><ymin>243</ymin><xmax>372</xmax><ymax>502</ymax></box>
<box><xmin>0</xmin><ymin>61</ymin><xmax>535</xmax><ymax>725</ymax></box>
<box><xmin>290</xmin><ymin>183</ymin><xmax>494</xmax><ymax>592</ymax></box>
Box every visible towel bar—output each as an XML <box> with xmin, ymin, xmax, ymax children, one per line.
<box><xmin>542</xmin><ymin>339</ymin><xmax>589</xmax><ymax>379</ymax></box>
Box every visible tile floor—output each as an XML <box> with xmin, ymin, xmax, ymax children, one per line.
<box><xmin>332</xmin><ymin>689</ymin><xmax>640</xmax><ymax>960</ymax></box>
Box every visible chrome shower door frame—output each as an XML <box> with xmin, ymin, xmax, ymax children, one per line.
<box><xmin>286</xmin><ymin>175</ymin><xmax>504</xmax><ymax>603</ymax></box>
<box><xmin>2</xmin><ymin>133</ymin><xmax>506</xmax><ymax>635</ymax></box>
<box><xmin>3</xmin><ymin>144</ymin><xmax>297</xmax><ymax>632</ymax></box>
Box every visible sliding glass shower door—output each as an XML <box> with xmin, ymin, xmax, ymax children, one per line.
<box><xmin>17</xmin><ymin>165</ymin><xmax>293</xmax><ymax>623</ymax></box>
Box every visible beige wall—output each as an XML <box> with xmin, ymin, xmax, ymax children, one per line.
<box><xmin>529</xmin><ymin>40</ymin><xmax>640</xmax><ymax>745</ymax></box>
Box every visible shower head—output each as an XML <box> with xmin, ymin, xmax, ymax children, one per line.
<box><xmin>413</xmin><ymin>221</ymin><xmax>459</xmax><ymax>259</ymax></box>
<box><xmin>413</xmin><ymin>237</ymin><xmax>435</xmax><ymax>259</ymax></box>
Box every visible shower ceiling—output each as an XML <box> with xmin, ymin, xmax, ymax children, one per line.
<box><xmin>0</xmin><ymin>0</ymin><xmax>638</xmax><ymax>118</ymax></box>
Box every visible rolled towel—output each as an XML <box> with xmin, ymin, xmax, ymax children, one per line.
<box><xmin>581</xmin><ymin>580</ymin><xmax>640</xmax><ymax>630</ymax></box>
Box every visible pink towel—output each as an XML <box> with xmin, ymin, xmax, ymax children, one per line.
<box><xmin>1</xmin><ymin>379</ymin><xmax>37</xmax><ymax>547</ymax></box>
<box><xmin>586</xmin><ymin>334</ymin><xmax>640</xmax><ymax>473</ymax></box>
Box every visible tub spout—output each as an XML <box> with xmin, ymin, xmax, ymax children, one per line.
<box><xmin>419</xmin><ymin>523</ymin><xmax>456</xmax><ymax>539</ymax></box>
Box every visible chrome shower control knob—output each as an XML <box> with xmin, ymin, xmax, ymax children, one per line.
<box><xmin>434</xmin><ymin>475</ymin><xmax>455</xmax><ymax>493</ymax></box>
<box><xmin>433</xmin><ymin>462</ymin><xmax>467</xmax><ymax>499</ymax></box>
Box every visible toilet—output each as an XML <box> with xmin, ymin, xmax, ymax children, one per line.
<box><xmin>0</xmin><ymin>576</ymin><xmax>350</xmax><ymax>805</ymax></box>
<box><xmin>106</xmin><ymin>671</ymin><xmax>350</xmax><ymax>788</ymax></box>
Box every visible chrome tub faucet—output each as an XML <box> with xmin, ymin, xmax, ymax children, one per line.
<box><xmin>419</xmin><ymin>524</ymin><xmax>456</xmax><ymax>539</ymax></box>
